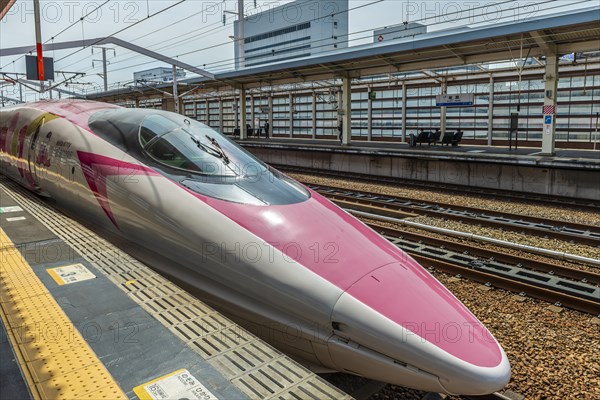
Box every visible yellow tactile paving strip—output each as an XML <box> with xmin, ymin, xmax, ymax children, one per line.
<box><xmin>0</xmin><ymin>229</ymin><xmax>127</xmax><ymax>400</ymax></box>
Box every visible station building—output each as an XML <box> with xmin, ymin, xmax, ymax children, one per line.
<box><xmin>233</xmin><ymin>0</ymin><xmax>349</xmax><ymax>69</ymax></box>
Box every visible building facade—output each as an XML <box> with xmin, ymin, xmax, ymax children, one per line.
<box><xmin>234</xmin><ymin>0</ymin><xmax>349</xmax><ymax>69</ymax></box>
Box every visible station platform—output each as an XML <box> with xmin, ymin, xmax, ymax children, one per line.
<box><xmin>0</xmin><ymin>176</ymin><xmax>351</xmax><ymax>400</ymax></box>
<box><xmin>237</xmin><ymin>138</ymin><xmax>600</xmax><ymax>201</ymax></box>
<box><xmin>239</xmin><ymin>138</ymin><xmax>600</xmax><ymax>167</ymax></box>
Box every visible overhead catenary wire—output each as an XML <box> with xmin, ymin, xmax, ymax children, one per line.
<box><xmin>59</xmin><ymin>0</ymin><xmax>319</xmax><ymax>71</ymax></box>
<box><xmin>79</xmin><ymin>0</ymin><xmax>542</xmax><ymax>77</ymax></box>
<box><xmin>9</xmin><ymin>0</ymin><xmax>593</xmax><ymax>99</ymax></box>
<box><xmin>200</xmin><ymin>0</ymin><xmax>591</xmax><ymax>74</ymax></box>
<box><xmin>54</xmin><ymin>0</ymin><xmax>187</xmax><ymax>64</ymax></box>
<box><xmin>69</xmin><ymin>0</ymin><xmax>382</xmax><ymax>75</ymax></box>
<box><xmin>75</xmin><ymin>24</ymin><xmax>598</xmax><ymax>100</ymax></box>
<box><xmin>87</xmin><ymin>0</ymin><xmax>590</xmax><ymax>80</ymax></box>
<box><xmin>0</xmin><ymin>0</ymin><xmax>111</xmax><ymax>70</ymax></box>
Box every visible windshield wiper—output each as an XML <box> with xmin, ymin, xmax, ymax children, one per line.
<box><xmin>205</xmin><ymin>135</ymin><xmax>230</xmax><ymax>164</ymax></box>
<box><xmin>190</xmin><ymin>136</ymin><xmax>229</xmax><ymax>164</ymax></box>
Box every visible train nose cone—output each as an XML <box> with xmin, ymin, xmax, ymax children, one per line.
<box><xmin>329</xmin><ymin>262</ymin><xmax>511</xmax><ymax>395</ymax></box>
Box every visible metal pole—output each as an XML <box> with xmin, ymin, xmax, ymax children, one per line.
<box><xmin>289</xmin><ymin>93</ymin><xmax>293</xmax><ymax>138</ymax></box>
<box><xmin>440</xmin><ymin>79</ymin><xmax>448</xmax><ymax>138</ymax></box>
<box><xmin>311</xmin><ymin>92</ymin><xmax>316</xmax><ymax>139</ymax></box>
<box><xmin>238</xmin><ymin>0</ymin><xmax>245</xmax><ymax>68</ymax></box>
<box><xmin>541</xmin><ymin>54</ymin><xmax>558</xmax><ymax>155</ymax></box>
<box><xmin>102</xmin><ymin>48</ymin><xmax>108</xmax><ymax>91</ymax></box>
<box><xmin>592</xmin><ymin>112</ymin><xmax>599</xmax><ymax>150</ymax></box>
<box><xmin>268</xmin><ymin>94</ymin><xmax>273</xmax><ymax>138</ymax></box>
<box><xmin>172</xmin><ymin>65</ymin><xmax>179</xmax><ymax>113</ymax></box>
<box><xmin>19</xmin><ymin>83</ymin><xmax>23</xmax><ymax>102</ymax></box>
<box><xmin>487</xmin><ymin>76</ymin><xmax>494</xmax><ymax>146</ymax></box>
<box><xmin>33</xmin><ymin>0</ymin><xmax>45</xmax><ymax>84</ymax></box>
<box><xmin>250</xmin><ymin>94</ymin><xmax>255</xmax><ymax>134</ymax></box>
<box><xmin>240</xmin><ymin>88</ymin><xmax>247</xmax><ymax>139</ymax></box>
<box><xmin>341</xmin><ymin>77</ymin><xmax>352</xmax><ymax>145</ymax></box>
<box><xmin>401</xmin><ymin>82</ymin><xmax>407</xmax><ymax>142</ymax></box>
<box><xmin>367</xmin><ymin>88</ymin><xmax>372</xmax><ymax>141</ymax></box>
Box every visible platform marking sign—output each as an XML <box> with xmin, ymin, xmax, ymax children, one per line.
<box><xmin>0</xmin><ymin>206</ymin><xmax>23</xmax><ymax>214</ymax></box>
<box><xmin>47</xmin><ymin>263</ymin><xmax>96</xmax><ymax>285</ymax></box>
<box><xmin>133</xmin><ymin>369</ymin><xmax>218</xmax><ymax>400</ymax></box>
<box><xmin>6</xmin><ymin>216</ymin><xmax>26</xmax><ymax>222</ymax></box>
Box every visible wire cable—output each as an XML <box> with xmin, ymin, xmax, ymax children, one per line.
<box><xmin>94</xmin><ymin>0</ymin><xmax>573</xmax><ymax>77</ymax></box>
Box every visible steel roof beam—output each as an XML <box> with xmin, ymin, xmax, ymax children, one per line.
<box><xmin>0</xmin><ymin>0</ymin><xmax>16</xmax><ymax>19</ymax></box>
<box><xmin>0</xmin><ymin>37</ymin><xmax>214</xmax><ymax>80</ymax></box>
<box><xmin>529</xmin><ymin>30</ymin><xmax>557</xmax><ymax>55</ymax></box>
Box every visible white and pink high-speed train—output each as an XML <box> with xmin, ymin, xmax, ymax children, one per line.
<box><xmin>0</xmin><ymin>100</ymin><xmax>510</xmax><ymax>395</ymax></box>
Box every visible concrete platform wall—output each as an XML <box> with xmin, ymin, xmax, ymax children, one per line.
<box><xmin>246</xmin><ymin>147</ymin><xmax>600</xmax><ymax>201</ymax></box>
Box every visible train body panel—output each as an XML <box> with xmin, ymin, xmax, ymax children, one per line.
<box><xmin>0</xmin><ymin>100</ymin><xmax>511</xmax><ymax>395</ymax></box>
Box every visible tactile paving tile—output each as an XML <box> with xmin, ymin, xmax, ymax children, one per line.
<box><xmin>1</xmin><ymin>176</ymin><xmax>353</xmax><ymax>400</ymax></box>
<box><xmin>0</xmin><ymin>227</ymin><xmax>127</xmax><ymax>399</ymax></box>
<box><xmin>34</xmin><ymin>363</ymin><xmax>123</xmax><ymax>399</ymax></box>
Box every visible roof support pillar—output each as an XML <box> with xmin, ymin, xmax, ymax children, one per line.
<box><xmin>172</xmin><ymin>65</ymin><xmax>180</xmax><ymax>114</ymax></box>
<box><xmin>289</xmin><ymin>93</ymin><xmax>294</xmax><ymax>138</ymax></box>
<box><xmin>367</xmin><ymin>88</ymin><xmax>373</xmax><ymax>141</ymax></box>
<box><xmin>401</xmin><ymin>82</ymin><xmax>407</xmax><ymax>142</ymax></box>
<box><xmin>218</xmin><ymin>99</ymin><xmax>223</xmax><ymax>131</ymax></box>
<box><xmin>250</xmin><ymin>94</ymin><xmax>255</xmax><ymax>132</ymax></box>
<box><xmin>341</xmin><ymin>77</ymin><xmax>351</xmax><ymax>145</ymax></box>
<box><xmin>541</xmin><ymin>54</ymin><xmax>558</xmax><ymax>155</ymax></box>
<box><xmin>311</xmin><ymin>92</ymin><xmax>316</xmax><ymax>139</ymax></box>
<box><xmin>239</xmin><ymin>87</ymin><xmax>247</xmax><ymax>140</ymax></box>
<box><xmin>487</xmin><ymin>76</ymin><xmax>494</xmax><ymax>146</ymax></box>
<box><xmin>440</xmin><ymin>79</ymin><xmax>448</xmax><ymax>137</ymax></box>
<box><xmin>268</xmin><ymin>94</ymin><xmax>273</xmax><ymax>138</ymax></box>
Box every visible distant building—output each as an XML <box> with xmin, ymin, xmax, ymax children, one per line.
<box><xmin>233</xmin><ymin>0</ymin><xmax>349</xmax><ymax>69</ymax></box>
<box><xmin>134</xmin><ymin>67</ymin><xmax>186</xmax><ymax>84</ymax></box>
<box><xmin>373</xmin><ymin>23</ymin><xmax>427</xmax><ymax>43</ymax></box>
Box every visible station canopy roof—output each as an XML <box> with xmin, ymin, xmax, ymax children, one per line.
<box><xmin>88</xmin><ymin>7</ymin><xmax>600</xmax><ymax>100</ymax></box>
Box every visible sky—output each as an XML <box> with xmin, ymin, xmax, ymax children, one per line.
<box><xmin>0</xmin><ymin>0</ymin><xmax>594</xmax><ymax>102</ymax></box>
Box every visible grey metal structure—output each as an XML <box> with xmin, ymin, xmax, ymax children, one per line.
<box><xmin>0</xmin><ymin>37</ymin><xmax>215</xmax><ymax>80</ymax></box>
<box><xmin>373</xmin><ymin>23</ymin><xmax>427</xmax><ymax>43</ymax></box>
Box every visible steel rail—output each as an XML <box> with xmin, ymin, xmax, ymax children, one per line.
<box><xmin>365</xmin><ymin>223</ymin><xmax>600</xmax><ymax>315</ymax></box>
<box><xmin>279</xmin><ymin>165</ymin><xmax>600</xmax><ymax>212</ymax></box>
<box><xmin>312</xmin><ymin>184</ymin><xmax>600</xmax><ymax>247</ymax></box>
<box><xmin>369</xmin><ymin>223</ymin><xmax>600</xmax><ymax>285</ymax></box>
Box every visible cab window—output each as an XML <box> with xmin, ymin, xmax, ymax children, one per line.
<box><xmin>139</xmin><ymin>114</ymin><xmax>179</xmax><ymax>146</ymax></box>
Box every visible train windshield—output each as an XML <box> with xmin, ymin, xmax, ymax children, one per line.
<box><xmin>89</xmin><ymin>108</ymin><xmax>310</xmax><ymax>205</ymax></box>
<box><xmin>140</xmin><ymin>115</ymin><xmax>237</xmax><ymax>176</ymax></box>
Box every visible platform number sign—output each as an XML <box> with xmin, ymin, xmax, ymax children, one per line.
<box><xmin>48</xmin><ymin>264</ymin><xmax>96</xmax><ymax>285</ymax></box>
<box><xmin>133</xmin><ymin>369</ymin><xmax>218</xmax><ymax>400</ymax></box>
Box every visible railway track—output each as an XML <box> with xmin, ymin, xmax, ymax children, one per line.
<box><xmin>308</xmin><ymin>184</ymin><xmax>600</xmax><ymax>247</ymax></box>
<box><xmin>368</xmin><ymin>221</ymin><xmax>599</xmax><ymax>315</ymax></box>
<box><xmin>277</xmin><ymin>165</ymin><xmax>600</xmax><ymax>212</ymax></box>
